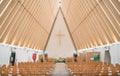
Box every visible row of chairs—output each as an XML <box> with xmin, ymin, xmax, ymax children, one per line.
<box><xmin>66</xmin><ymin>52</ymin><xmax>96</xmax><ymax>62</ymax></box>
<box><xmin>66</xmin><ymin>61</ymin><xmax>120</xmax><ymax>76</ymax></box>
<box><xmin>0</xmin><ymin>62</ymin><xmax>55</xmax><ymax>76</ymax></box>
<box><xmin>78</xmin><ymin>52</ymin><xmax>95</xmax><ymax>62</ymax></box>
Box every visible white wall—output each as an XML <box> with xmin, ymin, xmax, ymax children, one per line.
<box><xmin>36</xmin><ymin>52</ymin><xmax>42</xmax><ymax>62</ymax></box>
<box><xmin>27</xmin><ymin>51</ymin><xmax>43</xmax><ymax>62</ymax></box>
<box><xmin>78</xmin><ymin>43</ymin><xmax>120</xmax><ymax>64</ymax></box>
<box><xmin>15</xmin><ymin>48</ymin><xmax>29</xmax><ymax>62</ymax></box>
<box><xmin>109</xmin><ymin>44</ymin><xmax>120</xmax><ymax>64</ymax></box>
<box><xmin>78</xmin><ymin>47</ymin><xmax>106</xmax><ymax>62</ymax></box>
<box><xmin>27</xmin><ymin>51</ymin><xmax>35</xmax><ymax>62</ymax></box>
<box><xmin>15</xmin><ymin>49</ymin><xmax>43</xmax><ymax>62</ymax></box>
<box><xmin>0</xmin><ymin>44</ymin><xmax>43</xmax><ymax>66</ymax></box>
<box><xmin>94</xmin><ymin>47</ymin><xmax>105</xmax><ymax>62</ymax></box>
<box><xmin>0</xmin><ymin>45</ymin><xmax>11</xmax><ymax>66</ymax></box>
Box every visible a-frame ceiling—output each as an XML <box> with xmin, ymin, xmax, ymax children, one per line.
<box><xmin>61</xmin><ymin>0</ymin><xmax>120</xmax><ymax>49</ymax></box>
<box><xmin>0</xmin><ymin>0</ymin><xmax>120</xmax><ymax>50</ymax></box>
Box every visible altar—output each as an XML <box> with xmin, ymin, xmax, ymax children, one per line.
<box><xmin>54</xmin><ymin>57</ymin><xmax>66</xmax><ymax>63</ymax></box>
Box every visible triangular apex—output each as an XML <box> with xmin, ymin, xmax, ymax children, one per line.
<box><xmin>45</xmin><ymin>9</ymin><xmax>76</xmax><ymax>58</ymax></box>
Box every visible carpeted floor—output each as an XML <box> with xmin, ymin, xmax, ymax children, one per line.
<box><xmin>51</xmin><ymin>63</ymin><xmax>70</xmax><ymax>76</ymax></box>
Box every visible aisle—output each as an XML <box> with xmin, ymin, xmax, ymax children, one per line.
<box><xmin>51</xmin><ymin>63</ymin><xmax>70</xmax><ymax>76</ymax></box>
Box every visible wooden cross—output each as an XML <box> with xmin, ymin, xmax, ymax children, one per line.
<box><xmin>56</xmin><ymin>30</ymin><xmax>65</xmax><ymax>46</ymax></box>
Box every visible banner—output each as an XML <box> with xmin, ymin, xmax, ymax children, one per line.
<box><xmin>32</xmin><ymin>53</ymin><xmax>36</xmax><ymax>62</ymax></box>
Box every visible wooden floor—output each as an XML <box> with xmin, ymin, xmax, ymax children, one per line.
<box><xmin>51</xmin><ymin>63</ymin><xmax>70</xmax><ymax>76</ymax></box>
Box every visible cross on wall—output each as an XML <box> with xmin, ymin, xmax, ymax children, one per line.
<box><xmin>56</xmin><ymin>30</ymin><xmax>65</xmax><ymax>46</ymax></box>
